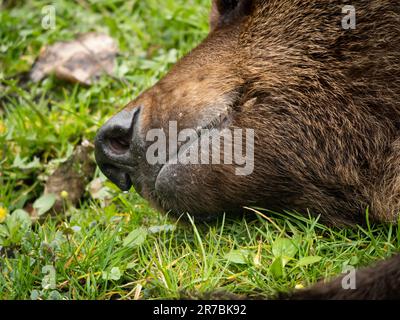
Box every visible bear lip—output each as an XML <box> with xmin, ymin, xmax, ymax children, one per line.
<box><xmin>130</xmin><ymin>89</ymin><xmax>244</xmax><ymax>205</ymax></box>
<box><xmin>123</xmin><ymin>113</ymin><xmax>232</xmax><ymax>200</ymax></box>
<box><xmin>151</xmin><ymin>113</ymin><xmax>233</xmax><ymax>207</ymax></box>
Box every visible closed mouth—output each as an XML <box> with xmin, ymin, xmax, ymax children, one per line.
<box><xmin>129</xmin><ymin>111</ymin><xmax>234</xmax><ymax>202</ymax></box>
<box><xmin>142</xmin><ymin>92</ymin><xmax>244</xmax><ymax>200</ymax></box>
<box><xmin>111</xmin><ymin>90</ymin><xmax>244</xmax><ymax>196</ymax></box>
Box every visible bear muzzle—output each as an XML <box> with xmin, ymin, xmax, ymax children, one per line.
<box><xmin>94</xmin><ymin>106</ymin><xmax>141</xmax><ymax>192</ymax></box>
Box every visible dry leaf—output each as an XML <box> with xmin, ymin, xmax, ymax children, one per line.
<box><xmin>43</xmin><ymin>140</ymin><xmax>96</xmax><ymax>215</ymax></box>
<box><xmin>30</xmin><ymin>32</ymin><xmax>118</xmax><ymax>85</ymax></box>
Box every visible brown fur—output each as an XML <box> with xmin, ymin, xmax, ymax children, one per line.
<box><xmin>106</xmin><ymin>0</ymin><xmax>400</xmax><ymax>226</ymax></box>
<box><xmin>287</xmin><ymin>254</ymin><xmax>400</xmax><ymax>300</ymax></box>
<box><xmin>95</xmin><ymin>0</ymin><xmax>400</xmax><ymax>299</ymax></box>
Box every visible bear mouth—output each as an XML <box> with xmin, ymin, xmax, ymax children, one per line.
<box><xmin>129</xmin><ymin>110</ymin><xmax>233</xmax><ymax>200</ymax></box>
<box><xmin>125</xmin><ymin>89</ymin><xmax>245</xmax><ymax>209</ymax></box>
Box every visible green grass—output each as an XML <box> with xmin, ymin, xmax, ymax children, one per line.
<box><xmin>0</xmin><ymin>0</ymin><xmax>399</xmax><ymax>300</ymax></box>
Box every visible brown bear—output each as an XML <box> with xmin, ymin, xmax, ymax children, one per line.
<box><xmin>95</xmin><ymin>0</ymin><xmax>400</xmax><ymax>299</ymax></box>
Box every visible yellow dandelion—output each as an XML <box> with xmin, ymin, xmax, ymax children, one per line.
<box><xmin>60</xmin><ymin>190</ymin><xmax>69</xmax><ymax>199</ymax></box>
<box><xmin>295</xmin><ymin>284</ymin><xmax>305</xmax><ymax>290</ymax></box>
<box><xmin>0</xmin><ymin>207</ymin><xmax>8</xmax><ymax>223</ymax></box>
<box><xmin>0</xmin><ymin>122</ymin><xmax>6</xmax><ymax>135</ymax></box>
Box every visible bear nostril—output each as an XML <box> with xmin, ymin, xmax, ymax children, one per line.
<box><xmin>108</xmin><ymin>136</ymin><xmax>131</xmax><ymax>155</ymax></box>
<box><xmin>98</xmin><ymin>107</ymin><xmax>141</xmax><ymax>157</ymax></box>
<box><xmin>95</xmin><ymin>107</ymin><xmax>141</xmax><ymax>190</ymax></box>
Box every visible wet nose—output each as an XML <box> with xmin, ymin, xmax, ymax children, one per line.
<box><xmin>94</xmin><ymin>107</ymin><xmax>140</xmax><ymax>191</ymax></box>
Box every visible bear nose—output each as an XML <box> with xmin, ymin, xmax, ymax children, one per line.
<box><xmin>94</xmin><ymin>107</ymin><xmax>141</xmax><ymax>191</ymax></box>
